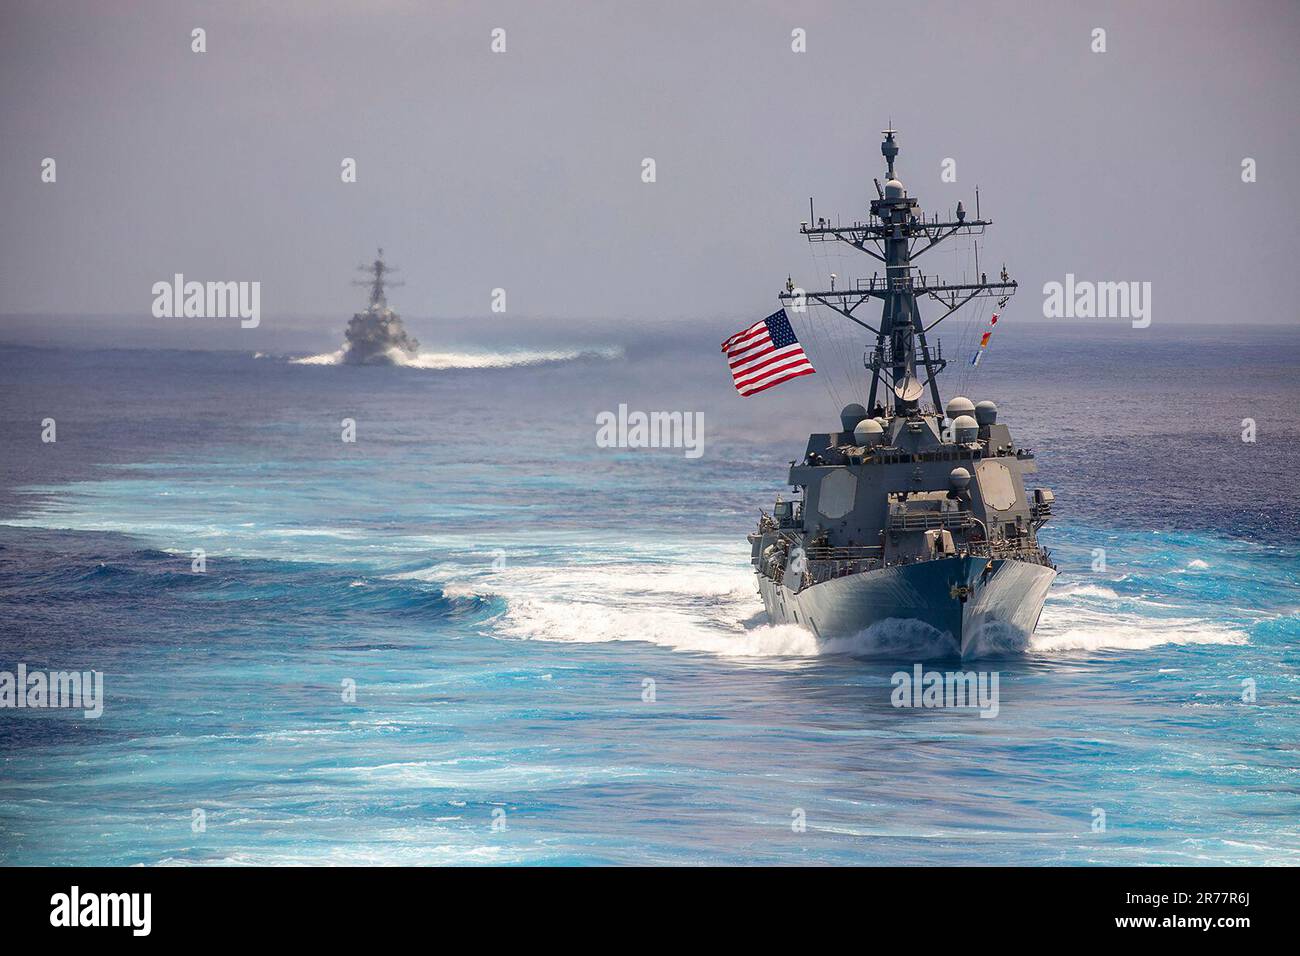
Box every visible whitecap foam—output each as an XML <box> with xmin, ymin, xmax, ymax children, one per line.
<box><xmin>1053</xmin><ymin>582</ymin><xmax>1121</xmax><ymax>600</ymax></box>
<box><xmin>397</xmin><ymin>554</ymin><xmax>827</xmax><ymax>660</ymax></box>
<box><xmin>1031</xmin><ymin>605</ymin><xmax>1248</xmax><ymax>653</ymax></box>
<box><xmin>388</xmin><ymin>562</ymin><xmax>474</xmax><ymax>584</ymax></box>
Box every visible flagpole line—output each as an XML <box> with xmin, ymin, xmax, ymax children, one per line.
<box><xmin>813</xmin><ymin>242</ymin><xmax>864</xmax><ymax>408</ymax></box>
<box><xmin>807</xmin><ymin>244</ymin><xmax>841</xmax><ymax>409</ymax></box>
<box><xmin>805</xmin><ymin>244</ymin><xmax>847</xmax><ymax>411</ymax></box>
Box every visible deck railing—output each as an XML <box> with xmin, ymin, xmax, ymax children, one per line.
<box><xmin>887</xmin><ymin>511</ymin><xmax>974</xmax><ymax>531</ymax></box>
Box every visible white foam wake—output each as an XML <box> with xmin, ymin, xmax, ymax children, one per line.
<box><xmin>289</xmin><ymin>349</ymin><xmax>344</xmax><ymax>365</ymax></box>
<box><xmin>395</xmin><ymin>555</ymin><xmax>831</xmax><ymax>661</ymax></box>
<box><xmin>288</xmin><ymin>346</ymin><xmax>622</xmax><ymax>369</ymax></box>
<box><xmin>1030</xmin><ymin>581</ymin><xmax>1248</xmax><ymax>653</ymax></box>
<box><xmin>400</xmin><ymin>554</ymin><xmax>1251</xmax><ymax>662</ymax></box>
<box><xmin>1031</xmin><ymin>607</ymin><xmax>1248</xmax><ymax>653</ymax></box>
<box><xmin>474</xmin><ymin>562</ymin><xmax>796</xmax><ymax>657</ymax></box>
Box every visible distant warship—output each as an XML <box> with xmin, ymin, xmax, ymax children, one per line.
<box><xmin>341</xmin><ymin>249</ymin><xmax>419</xmax><ymax>365</ymax></box>
<box><xmin>748</xmin><ymin>129</ymin><xmax>1056</xmax><ymax>657</ymax></box>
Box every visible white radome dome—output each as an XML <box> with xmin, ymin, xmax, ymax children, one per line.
<box><xmin>853</xmin><ymin>418</ymin><xmax>885</xmax><ymax>445</ymax></box>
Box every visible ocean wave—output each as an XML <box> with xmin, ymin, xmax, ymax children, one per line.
<box><xmin>287</xmin><ymin>346</ymin><xmax>623</xmax><ymax>369</ymax></box>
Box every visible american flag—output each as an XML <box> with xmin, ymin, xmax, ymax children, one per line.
<box><xmin>720</xmin><ymin>309</ymin><xmax>816</xmax><ymax>397</ymax></box>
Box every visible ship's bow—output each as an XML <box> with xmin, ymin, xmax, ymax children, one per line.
<box><xmin>769</xmin><ymin>555</ymin><xmax>1055</xmax><ymax>658</ymax></box>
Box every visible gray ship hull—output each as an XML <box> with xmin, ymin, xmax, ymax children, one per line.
<box><xmin>757</xmin><ymin>556</ymin><xmax>1055</xmax><ymax>658</ymax></box>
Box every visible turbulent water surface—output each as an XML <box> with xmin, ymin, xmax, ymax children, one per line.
<box><xmin>0</xmin><ymin>322</ymin><xmax>1296</xmax><ymax>865</ymax></box>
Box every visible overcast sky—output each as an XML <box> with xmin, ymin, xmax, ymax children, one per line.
<box><xmin>2</xmin><ymin>0</ymin><xmax>1298</xmax><ymax>332</ymax></box>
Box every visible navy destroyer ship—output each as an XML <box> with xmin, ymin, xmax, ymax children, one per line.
<box><xmin>748</xmin><ymin>129</ymin><xmax>1056</xmax><ymax>656</ymax></box>
<box><xmin>340</xmin><ymin>249</ymin><xmax>420</xmax><ymax>365</ymax></box>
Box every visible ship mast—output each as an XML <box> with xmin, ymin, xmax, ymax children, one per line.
<box><xmin>782</xmin><ymin>129</ymin><xmax>1016</xmax><ymax>415</ymax></box>
<box><xmin>353</xmin><ymin>247</ymin><xmax>403</xmax><ymax>309</ymax></box>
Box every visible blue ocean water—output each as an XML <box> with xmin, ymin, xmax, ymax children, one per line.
<box><xmin>0</xmin><ymin>322</ymin><xmax>1297</xmax><ymax>865</ymax></box>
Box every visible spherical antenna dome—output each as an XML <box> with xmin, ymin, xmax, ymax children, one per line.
<box><xmin>953</xmin><ymin>415</ymin><xmax>979</xmax><ymax>443</ymax></box>
<box><xmin>975</xmin><ymin>400</ymin><xmax>998</xmax><ymax>426</ymax></box>
<box><xmin>884</xmin><ymin>179</ymin><xmax>905</xmax><ymax>199</ymax></box>
<box><xmin>853</xmin><ymin>418</ymin><xmax>884</xmax><ymax>446</ymax></box>
<box><xmin>949</xmin><ymin>467</ymin><xmax>972</xmax><ymax>491</ymax></box>
<box><xmin>839</xmin><ymin>403</ymin><xmax>867</xmax><ymax>433</ymax></box>
<box><xmin>945</xmin><ymin>396</ymin><xmax>975</xmax><ymax>421</ymax></box>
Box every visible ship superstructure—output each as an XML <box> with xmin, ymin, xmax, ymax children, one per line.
<box><xmin>748</xmin><ymin>129</ymin><xmax>1056</xmax><ymax>656</ymax></box>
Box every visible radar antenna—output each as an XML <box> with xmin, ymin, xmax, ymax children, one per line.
<box><xmin>781</xmin><ymin>129</ymin><xmax>1017</xmax><ymax>415</ymax></box>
